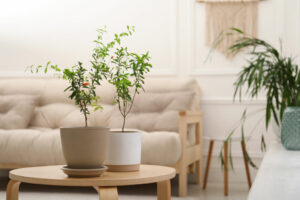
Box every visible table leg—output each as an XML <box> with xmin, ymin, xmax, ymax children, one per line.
<box><xmin>97</xmin><ymin>186</ymin><xmax>118</xmax><ymax>200</ymax></box>
<box><xmin>6</xmin><ymin>180</ymin><xmax>21</xmax><ymax>200</ymax></box>
<box><xmin>157</xmin><ymin>180</ymin><xmax>171</xmax><ymax>200</ymax></box>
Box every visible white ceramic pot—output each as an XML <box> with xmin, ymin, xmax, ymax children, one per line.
<box><xmin>105</xmin><ymin>131</ymin><xmax>142</xmax><ymax>172</ymax></box>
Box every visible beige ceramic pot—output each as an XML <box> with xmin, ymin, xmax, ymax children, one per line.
<box><xmin>60</xmin><ymin>126</ymin><xmax>109</xmax><ymax>169</ymax></box>
<box><xmin>105</xmin><ymin>131</ymin><xmax>142</xmax><ymax>172</ymax></box>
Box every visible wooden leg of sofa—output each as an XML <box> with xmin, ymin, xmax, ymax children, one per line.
<box><xmin>196</xmin><ymin>159</ymin><xmax>202</xmax><ymax>185</ymax></box>
<box><xmin>195</xmin><ymin>120</ymin><xmax>203</xmax><ymax>185</ymax></box>
<box><xmin>178</xmin><ymin>167</ymin><xmax>187</xmax><ymax>197</ymax></box>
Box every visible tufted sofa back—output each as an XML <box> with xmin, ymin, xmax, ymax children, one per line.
<box><xmin>0</xmin><ymin>77</ymin><xmax>200</xmax><ymax>132</ymax></box>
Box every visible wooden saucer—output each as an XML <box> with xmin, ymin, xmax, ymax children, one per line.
<box><xmin>61</xmin><ymin>166</ymin><xmax>108</xmax><ymax>178</ymax></box>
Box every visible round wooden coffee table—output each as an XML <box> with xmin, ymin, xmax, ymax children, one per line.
<box><xmin>6</xmin><ymin>164</ymin><xmax>176</xmax><ymax>200</ymax></box>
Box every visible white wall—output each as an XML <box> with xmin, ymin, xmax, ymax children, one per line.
<box><xmin>0</xmin><ymin>0</ymin><xmax>177</xmax><ymax>74</ymax></box>
<box><xmin>0</xmin><ymin>0</ymin><xmax>298</xmax><ymax>183</ymax></box>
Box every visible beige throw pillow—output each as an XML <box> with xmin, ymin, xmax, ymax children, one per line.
<box><xmin>30</xmin><ymin>103</ymin><xmax>115</xmax><ymax>128</ymax></box>
<box><xmin>110</xmin><ymin>91</ymin><xmax>196</xmax><ymax>132</ymax></box>
<box><xmin>30</xmin><ymin>103</ymin><xmax>88</xmax><ymax>128</ymax></box>
<box><xmin>0</xmin><ymin>95</ymin><xmax>38</xmax><ymax>129</ymax></box>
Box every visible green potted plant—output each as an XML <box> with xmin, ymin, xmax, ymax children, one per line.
<box><xmin>95</xmin><ymin>26</ymin><xmax>152</xmax><ymax>171</ymax></box>
<box><xmin>217</xmin><ymin>28</ymin><xmax>300</xmax><ymax>158</ymax></box>
<box><xmin>27</xmin><ymin>31</ymin><xmax>112</xmax><ymax>175</ymax></box>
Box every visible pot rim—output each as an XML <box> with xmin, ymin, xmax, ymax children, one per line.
<box><xmin>109</xmin><ymin>130</ymin><xmax>140</xmax><ymax>134</ymax></box>
<box><xmin>60</xmin><ymin>126</ymin><xmax>110</xmax><ymax>130</ymax></box>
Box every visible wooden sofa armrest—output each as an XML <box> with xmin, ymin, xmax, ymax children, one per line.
<box><xmin>178</xmin><ymin>109</ymin><xmax>203</xmax><ymax>164</ymax></box>
<box><xmin>178</xmin><ymin>110</ymin><xmax>203</xmax><ymax>146</ymax></box>
<box><xmin>179</xmin><ymin>110</ymin><xmax>203</xmax><ymax>124</ymax></box>
<box><xmin>176</xmin><ymin>110</ymin><xmax>203</xmax><ymax>196</ymax></box>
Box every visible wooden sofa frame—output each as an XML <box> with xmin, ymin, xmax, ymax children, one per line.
<box><xmin>0</xmin><ymin>110</ymin><xmax>203</xmax><ymax>197</ymax></box>
<box><xmin>173</xmin><ymin>110</ymin><xmax>203</xmax><ymax>196</ymax></box>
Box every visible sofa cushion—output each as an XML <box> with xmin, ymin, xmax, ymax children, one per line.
<box><xmin>110</xmin><ymin>91</ymin><xmax>196</xmax><ymax>132</ymax></box>
<box><xmin>30</xmin><ymin>103</ymin><xmax>88</xmax><ymax>128</ymax></box>
<box><xmin>141</xmin><ymin>131</ymin><xmax>181</xmax><ymax>166</ymax></box>
<box><xmin>89</xmin><ymin>104</ymin><xmax>115</xmax><ymax>127</ymax></box>
<box><xmin>30</xmin><ymin>103</ymin><xmax>114</xmax><ymax>128</ymax></box>
<box><xmin>0</xmin><ymin>95</ymin><xmax>38</xmax><ymax>129</ymax></box>
<box><xmin>131</xmin><ymin>91</ymin><xmax>196</xmax><ymax>113</ymax></box>
<box><xmin>0</xmin><ymin>78</ymin><xmax>200</xmax><ymax>131</ymax></box>
<box><xmin>0</xmin><ymin>128</ymin><xmax>181</xmax><ymax>166</ymax></box>
<box><xmin>0</xmin><ymin>128</ymin><xmax>65</xmax><ymax>166</ymax></box>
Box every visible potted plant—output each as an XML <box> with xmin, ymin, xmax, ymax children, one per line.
<box><xmin>95</xmin><ymin>26</ymin><xmax>152</xmax><ymax>171</ymax></box>
<box><xmin>26</xmin><ymin>29</ymin><xmax>114</xmax><ymax>175</ymax></box>
<box><xmin>214</xmin><ymin>28</ymin><xmax>300</xmax><ymax>167</ymax></box>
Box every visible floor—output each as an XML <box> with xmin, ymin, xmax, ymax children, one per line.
<box><xmin>0</xmin><ymin>177</ymin><xmax>249</xmax><ymax>200</ymax></box>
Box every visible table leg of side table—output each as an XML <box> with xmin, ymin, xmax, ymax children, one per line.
<box><xmin>6</xmin><ymin>180</ymin><xmax>21</xmax><ymax>200</ymax></box>
<box><xmin>97</xmin><ymin>186</ymin><xmax>118</xmax><ymax>200</ymax></box>
<box><xmin>157</xmin><ymin>180</ymin><xmax>171</xmax><ymax>200</ymax></box>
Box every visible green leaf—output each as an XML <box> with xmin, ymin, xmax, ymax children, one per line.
<box><xmin>230</xmin><ymin>27</ymin><xmax>244</xmax><ymax>34</ymax></box>
<box><xmin>266</xmin><ymin>100</ymin><xmax>271</xmax><ymax>128</ymax></box>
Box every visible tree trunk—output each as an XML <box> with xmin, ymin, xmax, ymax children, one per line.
<box><xmin>122</xmin><ymin>116</ymin><xmax>126</xmax><ymax>133</ymax></box>
<box><xmin>84</xmin><ymin>111</ymin><xmax>88</xmax><ymax>127</ymax></box>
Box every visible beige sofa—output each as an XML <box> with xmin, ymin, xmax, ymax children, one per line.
<box><xmin>0</xmin><ymin>77</ymin><xmax>203</xmax><ymax>196</ymax></box>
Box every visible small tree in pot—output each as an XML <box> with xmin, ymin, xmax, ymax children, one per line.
<box><xmin>26</xmin><ymin>29</ymin><xmax>119</xmax><ymax>175</ymax></box>
<box><xmin>95</xmin><ymin>26</ymin><xmax>152</xmax><ymax>171</ymax></box>
<box><xmin>28</xmin><ymin>61</ymin><xmax>105</xmax><ymax>127</ymax></box>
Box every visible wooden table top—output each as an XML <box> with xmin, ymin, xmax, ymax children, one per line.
<box><xmin>9</xmin><ymin>165</ymin><xmax>176</xmax><ymax>187</ymax></box>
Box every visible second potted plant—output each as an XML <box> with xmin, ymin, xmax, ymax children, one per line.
<box><xmin>96</xmin><ymin>26</ymin><xmax>152</xmax><ymax>171</ymax></box>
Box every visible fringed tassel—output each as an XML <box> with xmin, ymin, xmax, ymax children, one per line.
<box><xmin>205</xmin><ymin>2</ymin><xmax>258</xmax><ymax>59</ymax></box>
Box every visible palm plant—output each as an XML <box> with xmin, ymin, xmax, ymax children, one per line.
<box><xmin>214</xmin><ymin>28</ymin><xmax>300</xmax><ymax>168</ymax></box>
<box><xmin>231</xmin><ymin>29</ymin><xmax>300</xmax><ymax>127</ymax></box>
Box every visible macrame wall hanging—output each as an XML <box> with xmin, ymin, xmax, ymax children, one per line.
<box><xmin>197</xmin><ymin>0</ymin><xmax>261</xmax><ymax>59</ymax></box>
